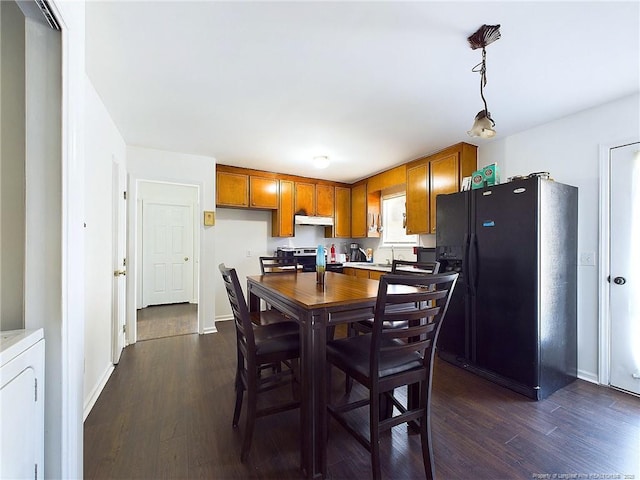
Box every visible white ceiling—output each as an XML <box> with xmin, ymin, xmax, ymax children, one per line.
<box><xmin>85</xmin><ymin>1</ymin><xmax>639</xmax><ymax>184</ymax></box>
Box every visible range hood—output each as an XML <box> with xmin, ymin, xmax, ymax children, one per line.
<box><xmin>294</xmin><ymin>215</ymin><xmax>334</xmax><ymax>226</ymax></box>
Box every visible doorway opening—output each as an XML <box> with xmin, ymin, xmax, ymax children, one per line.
<box><xmin>135</xmin><ymin>181</ymin><xmax>200</xmax><ymax>341</ymax></box>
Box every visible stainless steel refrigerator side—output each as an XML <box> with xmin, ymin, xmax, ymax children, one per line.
<box><xmin>538</xmin><ymin>180</ymin><xmax>579</xmax><ymax>399</ymax></box>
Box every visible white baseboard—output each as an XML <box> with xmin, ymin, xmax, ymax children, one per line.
<box><xmin>83</xmin><ymin>363</ymin><xmax>115</xmax><ymax>421</ymax></box>
<box><xmin>203</xmin><ymin>325</ymin><xmax>217</xmax><ymax>334</ymax></box>
<box><xmin>577</xmin><ymin>369</ymin><xmax>599</xmax><ymax>385</ymax></box>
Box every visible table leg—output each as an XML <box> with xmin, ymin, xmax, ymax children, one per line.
<box><xmin>299</xmin><ymin>311</ymin><xmax>327</xmax><ymax>479</ymax></box>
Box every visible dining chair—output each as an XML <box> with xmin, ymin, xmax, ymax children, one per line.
<box><xmin>326</xmin><ymin>272</ymin><xmax>458</xmax><ymax>480</ymax></box>
<box><xmin>350</xmin><ymin>260</ymin><xmax>441</xmax><ymax>337</ymax></box>
<box><xmin>218</xmin><ymin>264</ymin><xmax>300</xmax><ymax>462</ymax></box>
<box><xmin>259</xmin><ymin>256</ymin><xmax>299</xmax><ymax>274</ymax></box>
<box><xmin>391</xmin><ymin>259</ymin><xmax>441</xmax><ymax>275</ymax></box>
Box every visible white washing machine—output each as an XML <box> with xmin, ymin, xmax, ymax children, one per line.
<box><xmin>0</xmin><ymin>328</ymin><xmax>45</xmax><ymax>479</ymax></box>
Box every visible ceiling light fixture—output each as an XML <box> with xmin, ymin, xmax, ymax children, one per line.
<box><xmin>313</xmin><ymin>155</ymin><xmax>330</xmax><ymax>169</ymax></box>
<box><xmin>467</xmin><ymin>24</ymin><xmax>501</xmax><ymax>139</ymax></box>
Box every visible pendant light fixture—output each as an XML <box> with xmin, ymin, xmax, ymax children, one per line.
<box><xmin>467</xmin><ymin>24</ymin><xmax>501</xmax><ymax>138</ymax></box>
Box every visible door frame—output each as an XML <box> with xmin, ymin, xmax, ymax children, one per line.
<box><xmin>129</xmin><ymin>179</ymin><xmax>201</xmax><ymax>343</ymax></box>
<box><xmin>598</xmin><ymin>138</ymin><xmax>640</xmax><ymax>385</ymax></box>
<box><xmin>111</xmin><ymin>158</ymin><xmax>127</xmax><ymax>363</ymax></box>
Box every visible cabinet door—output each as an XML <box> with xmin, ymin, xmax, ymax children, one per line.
<box><xmin>250</xmin><ymin>176</ymin><xmax>278</xmax><ymax>209</ymax></box>
<box><xmin>295</xmin><ymin>182</ymin><xmax>316</xmax><ymax>216</ymax></box>
<box><xmin>217</xmin><ymin>171</ymin><xmax>249</xmax><ymax>207</ymax></box>
<box><xmin>429</xmin><ymin>153</ymin><xmax>460</xmax><ymax>233</ymax></box>
<box><xmin>316</xmin><ymin>184</ymin><xmax>334</xmax><ymax>217</ymax></box>
<box><xmin>342</xmin><ymin>267</ymin><xmax>356</xmax><ymax>276</ymax></box>
<box><xmin>334</xmin><ymin>187</ymin><xmax>351</xmax><ymax>238</ymax></box>
<box><xmin>368</xmin><ymin>270</ymin><xmax>385</xmax><ymax>280</ymax></box>
<box><xmin>354</xmin><ymin>268</ymin><xmax>370</xmax><ymax>279</ymax></box>
<box><xmin>350</xmin><ymin>184</ymin><xmax>367</xmax><ymax>238</ymax></box>
<box><xmin>406</xmin><ymin>163</ymin><xmax>428</xmax><ymax>234</ymax></box>
<box><xmin>272</xmin><ymin>179</ymin><xmax>294</xmax><ymax>237</ymax></box>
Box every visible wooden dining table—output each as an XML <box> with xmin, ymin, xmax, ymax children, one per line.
<box><xmin>247</xmin><ymin>271</ymin><xmax>380</xmax><ymax>479</ymax></box>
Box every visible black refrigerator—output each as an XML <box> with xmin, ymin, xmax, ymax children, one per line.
<box><xmin>435</xmin><ymin>177</ymin><xmax>578</xmax><ymax>400</ymax></box>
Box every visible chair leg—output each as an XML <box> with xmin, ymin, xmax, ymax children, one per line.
<box><xmin>232</xmin><ymin>382</ymin><xmax>244</xmax><ymax>428</ymax></box>
<box><xmin>370</xmin><ymin>390</ymin><xmax>381</xmax><ymax>480</ymax></box>
<box><xmin>420</xmin><ymin>417</ymin><xmax>435</xmax><ymax>480</ymax></box>
<box><xmin>240</xmin><ymin>382</ymin><xmax>257</xmax><ymax>462</ymax></box>
<box><xmin>420</xmin><ymin>381</ymin><xmax>435</xmax><ymax>480</ymax></box>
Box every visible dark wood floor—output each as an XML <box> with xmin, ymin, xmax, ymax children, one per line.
<box><xmin>137</xmin><ymin>303</ymin><xmax>198</xmax><ymax>341</ymax></box>
<box><xmin>84</xmin><ymin>321</ymin><xmax>640</xmax><ymax>479</ymax></box>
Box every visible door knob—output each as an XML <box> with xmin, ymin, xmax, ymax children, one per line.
<box><xmin>184</xmin><ymin>257</ymin><xmax>189</xmax><ymax>261</ymax></box>
<box><xmin>114</xmin><ymin>270</ymin><xmax>126</xmax><ymax>277</ymax></box>
<box><xmin>613</xmin><ymin>276</ymin><xmax>626</xmax><ymax>285</ymax></box>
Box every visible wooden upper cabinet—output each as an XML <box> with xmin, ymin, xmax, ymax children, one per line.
<box><xmin>272</xmin><ymin>179</ymin><xmax>294</xmax><ymax>237</ymax></box>
<box><xmin>295</xmin><ymin>182</ymin><xmax>316</xmax><ymax>216</ymax></box>
<box><xmin>333</xmin><ymin>186</ymin><xmax>351</xmax><ymax>238</ymax></box>
<box><xmin>405</xmin><ymin>163</ymin><xmax>428</xmax><ymax>235</ymax></box>
<box><xmin>316</xmin><ymin>184</ymin><xmax>334</xmax><ymax>217</ymax></box>
<box><xmin>428</xmin><ymin>143</ymin><xmax>477</xmax><ymax>233</ymax></box>
<box><xmin>217</xmin><ymin>171</ymin><xmax>249</xmax><ymax>207</ymax></box>
<box><xmin>351</xmin><ymin>183</ymin><xmax>367</xmax><ymax>238</ymax></box>
<box><xmin>367</xmin><ymin>164</ymin><xmax>406</xmax><ymax>192</ymax></box>
<box><xmin>405</xmin><ymin>142</ymin><xmax>477</xmax><ymax>235</ymax></box>
<box><xmin>249</xmin><ymin>176</ymin><xmax>278</xmax><ymax>209</ymax></box>
<box><xmin>429</xmin><ymin>153</ymin><xmax>459</xmax><ymax>234</ymax></box>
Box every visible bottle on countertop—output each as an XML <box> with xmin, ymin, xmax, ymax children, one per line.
<box><xmin>316</xmin><ymin>245</ymin><xmax>326</xmax><ymax>271</ymax></box>
<box><xmin>330</xmin><ymin>244</ymin><xmax>336</xmax><ymax>263</ymax></box>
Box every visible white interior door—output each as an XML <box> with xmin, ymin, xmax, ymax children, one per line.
<box><xmin>142</xmin><ymin>202</ymin><xmax>194</xmax><ymax>307</ymax></box>
<box><xmin>111</xmin><ymin>159</ymin><xmax>127</xmax><ymax>363</ymax></box>
<box><xmin>610</xmin><ymin>142</ymin><xmax>640</xmax><ymax>395</ymax></box>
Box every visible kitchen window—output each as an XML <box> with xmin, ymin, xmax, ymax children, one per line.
<box><xmin>381</xmin><ymin>193</ymin><xmax>418</xmax><ymax>245</ymax></box>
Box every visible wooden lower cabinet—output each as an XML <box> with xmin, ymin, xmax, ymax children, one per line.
<box><xmin>368</xmin><ymin>270</ymin><xmax>385</xmax><ymax>280</ymax></box>
<box><xmin>342</xmin><ymin>267</ymin><xmax>386</xmax><ymax>279</ymax></box>
<box><xmin>354</xmin><ymin>268</ymin><xmax>370</xmax><ymax>279</ymax></box>
<box><xmin>342</xmin><ymin>267</ymin><xmax>356</xmax><ymax>276</ymax></box>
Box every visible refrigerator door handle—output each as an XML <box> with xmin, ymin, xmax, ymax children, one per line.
<box><xmin>463</xmin><ymin>233</ymin><xmax>471</xmax><ymax>293</ymax></box>
<box><xmin>469</xmin><ymin>233</ymin><xmax>478</xmax><ymax>296</ymax></box>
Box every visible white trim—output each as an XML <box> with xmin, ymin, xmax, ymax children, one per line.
<box><xmin>83</xmin><ymin>364</ymin><xmax>114</xmax><ymax>421</ymax></box>
<box><xmin>203</xmin><ymin>325</ymin><xmax>218</xmax><ymax>334</ymax></box>
<box><xmin>598</xmin><ymin>143</ymin><xmax>611</xmax><ymax>386</ymax></box>
<box><xmin>577</xmin><ymin>368</ymin><xmax>599</xmax><ymax>385</ymax></box>
<box><xmin>598</xmin><ymin>138</ymin><xmax>640</xmax><ymax>386</ymax></box>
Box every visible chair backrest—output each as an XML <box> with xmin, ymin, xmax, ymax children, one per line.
<box><xmin>259</xmin><ymin>256</ymin><xmax>299</xmax><ymax>274</ymax></box>
<box><xmin>219</xmin><ymin>263</ymin><xmax>256</xmax><ymax>364</ymax></box>
<box><xmin>391</xmin><ymin>259</ymin><xmax>441</xmax><ymax>275</ymax></box>
<box><xmin>369</xmin><ymin>272</ymin><xmax>458</xmax><ymax>380</ymax></box>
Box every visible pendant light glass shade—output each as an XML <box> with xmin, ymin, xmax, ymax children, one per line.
<box><xmin>468</xmin><ymin>110</ymin><xmax>496</xmax><ymax>138</ymax></box>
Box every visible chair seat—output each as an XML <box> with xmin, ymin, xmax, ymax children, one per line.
<box><xmin>327</xmin><ymin>334</ymin><xmax>422</xmax><ymax>379</ymax></box>
<box><xmin>254</xmin><ymin>327</ymin><xmax>299</xmax><ymax>357</ymax></box>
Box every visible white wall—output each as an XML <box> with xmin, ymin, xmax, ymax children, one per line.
<box><xmin>0</xmin><ymin>1</ymin><xmax>26</xmax><ymax>331</ymax></box>
<box><xmin>83</xmin><ymin>76</ymin><xmax>126</xmax><ymax>416</ymax></box>
<box><xmin>478</xmin><ymin>93</ymin><xmax>640</xmax><ymax>382</ymax></box>
<box><xmin>127</xmin><ymin>146</ymin><xmax>216</xmax><ymax>334</ymax></box>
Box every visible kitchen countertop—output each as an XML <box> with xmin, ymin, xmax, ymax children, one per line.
<box><xmin>343</xmin><ymin>261</ymin><xmax>393</xmax><ymax>271</ymax></box>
